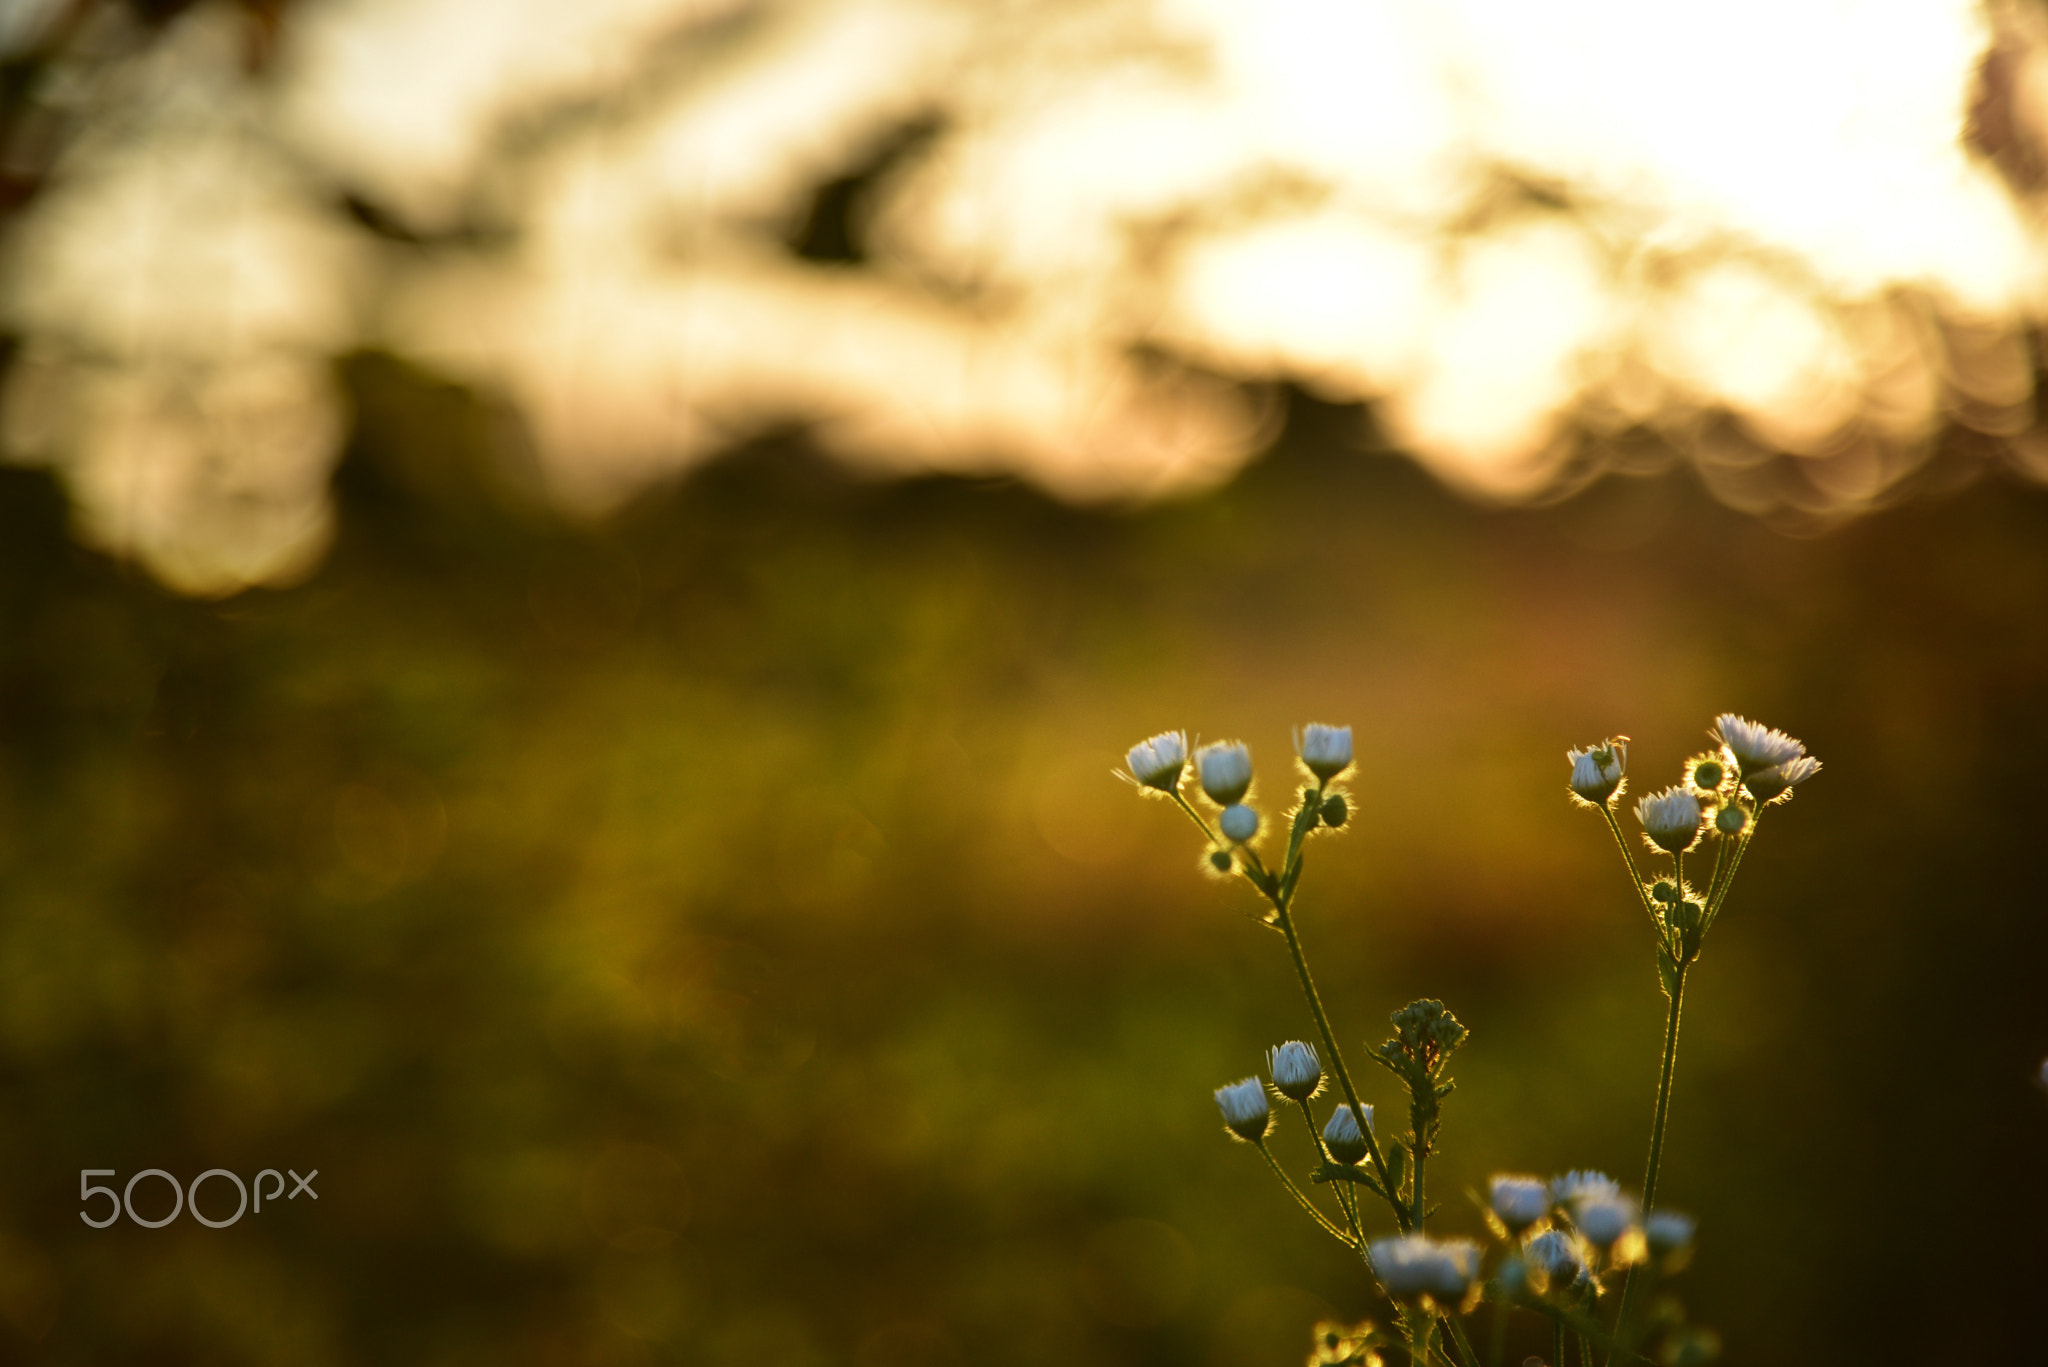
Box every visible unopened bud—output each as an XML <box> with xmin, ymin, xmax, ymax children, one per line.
<box><xmin>1197</xmin><ymin>742</ymin><xmax>1253</xmax><ymax>805</ymax></box>
<box><xmin>1488</xmin><ymin>1175</ymin><xmax>1549</xmax><ymax>1234</ymax></box>
<box><xmin>1566</xmin><ymin>739</ymin><xmax>1628</xmax><ymax>806</ymax></box>
<box><xmin>1319</xmin><ymin>794</ymin><xmax>1348</xmax><ymax>828</ymax></box>
<box><xmin>1208</xmin><ymin>849</ymin><xmax>1233</xmax><ymax>873</ymax></box>
<box><xmin>1219</xmin><ymin>803</ymin><xmax>1259</xmax><ymax>844</ymax></box>
<box><xmin>1322</xmin><ymin>1103</ymin><xmax>1373</xmax><ymax>1164</ymax></box>
<box><xmin>1296</xmin><ymin>723</ymin><xmax>1354</xmax><ymax>781</ymax></box>
<box><xmin>1213</xmin><ymin>1077</ymin><xmax>1272</xmax><ymax>1143</ymax></box>
<box><xmin>1715</xmin><ymin>804</ymin><xmax>1747</xmax><ymax>837</ymax></box>
<box><xmin>1635</xmin><ymin>787</ymin><xmax>1703</xmax><ymax>855</ymax></box>
<box><xmin>1268</xmin><ymin>1040</ymin><xmax>1324</xmax><ymax>1102</ymax></box>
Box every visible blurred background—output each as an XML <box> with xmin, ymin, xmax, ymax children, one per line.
<box><xmin>1</xmin><ymin>0</ymin><xmax>2046</xmax><ymax>1363</ymax></box>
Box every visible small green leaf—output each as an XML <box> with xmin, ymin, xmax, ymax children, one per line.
<box><xmin>1384</xmin><ymin>1142</ymin><xmax>1406</xmax><ymax>1193</ymax></box>
<box><xmin>1655</xmin><ymin>947</ymin><xmax>1681</xmax><ymax>1001</ymax></box>
<box><xmin>1434</xmin><ymin>1078</ymin><xmax>1456</xmax><ymax>1099</ymax></box>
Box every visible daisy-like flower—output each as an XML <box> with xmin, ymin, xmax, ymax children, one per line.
<box><xmin>1742</xmin><ymin>754</ymin><xmax>1821</xmax><ymax>804</ymax></box>
<box><xmin>1368</xmin><ymin>1234</ymin><xmax>1481</xmax><ymax>1305</ymax></box>
<box><xmin>1213</xmin><ymin>1077</ymin><xmax>1272</xmax><ymax>1142</ymax></box>
<box><xmin>1683</xmin><ymin>752</ymin><xmax>1729</xmax><ymax>796</ymax></box>
<box><xmin>1524</xmin><ymin>1229</ymin><xmax>1587</xmax><ymax>1296</ymax></box>
<box><xmin>1219</xmin><ymin>803</ymin><xmax>1259</xmax><ymax>844</ymax></box>
<box><xmin>1321</xmin><ymin>1103</ymin><xmax>1373</xmax><ymax>1164</ymax></box>
<box><xmin>1125</xmin><ymin>731</ymin><xmax>1187</xmax><ymax>791</ymax></box>
<box><xmin>1550</xmin><ymin>1170</ymin><xmax>1620</xmax><ymax>1206</ymax></box>
<box><xmin>1713</xmin><ymin>714</ymin><xmax>1807</xmax><ymax>778</ymax></box>
<box><xmin>1644</xmin><ymin>1210</ymin><xmax>1696</xmax><ymax>1255</ymax></box>
<box><xmin>1635</xmin><ymin>786</ymin><xmax>1703</xmax><ymax>855</ymax></box>
<box><xmin>1573</xmin><ymin>1192</ymin><xmax>1639</xmax><ymax>1252</ymax></box>
<box><xmin>1566</xmin><ymin>738</ymin><xmax>1628</xmax><ymax>806</ymax></box>
<box><xmin>1296</xmin><ymin>723</ymin><xmax>1353</xmax><ymax>781</ymax></box>
<box><xmin>1268</xmin><ymin>1040</ymin><xmax>1323</xmax><ymax>1101</ymax></box>
<box><xmin>1197</xmin><ymin>742</ymin><xmax>1254</xmax><ymax>805</ymax></box>
<box><xmin>1488</xmin><ymin>1175</ymin><xmax>1550</xmax><ymax>1234</ymax></box>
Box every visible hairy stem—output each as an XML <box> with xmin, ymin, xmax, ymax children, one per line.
<box><xmin>1255</xmin><ymin>1142</ymin><xmax>1354</xmax><ymax>1245</ymax></box>
<box><xmin>1614</xmin><ymin>959</ymin><xmax>1687</xmax><ymax>1339</ymax></box>
<box><xmin>1270</xmin><ymin>891</ymin><xmax>1408</xmax><ymax>1230</ymax></box>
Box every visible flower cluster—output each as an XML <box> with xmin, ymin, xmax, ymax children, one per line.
<box><xmin>1128</xmin><ymin>715</ymin><xmax>1812</xmax><ymax>1366</ymax></box>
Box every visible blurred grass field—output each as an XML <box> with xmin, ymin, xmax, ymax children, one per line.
<box><xmin>0</xmin><ymin>359</ymin><xmax>2042</xmax><ymax>1364</ymax></box>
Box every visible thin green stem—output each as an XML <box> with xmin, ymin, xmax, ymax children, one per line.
<box><xmin>1411</xmin><ymin>1134</ymin><xmax>1427</xmax><ymax>1228</ymax></box>
<box><xmin>1268</xmin><ymin>891</ymin><xmax>1408</xmax><ymax>1230</ymax></box>
<box><xmin>1255</xmin><ymin>1141</ymin><xmax>1354</xmax><ymax>1245</ymax></box>
<box><xmin>1703</xmin><ymin>804</ymin><xmax>1763</xmax><ymax>931</ymax></box>
<box><xmin>1443</xmin><ymin>1313</ymin><xmax>1483</xmax><ymax>1367</ymax></box>
<box><xmin>1614</xmin><ymin>960</ymin><xmax>1687</xmax><ymax>1339</ymax></box>
<box><xmin>1598</xmin><ymin>805</ymin><xmax>1662</xmax><ymax>931</ymax></box>
<box><xmin>1702</xmin><ymin>826</ymin><xmax>1729</xmax><ymax>906</ymax></box>
<box><xmin>1553</xmin><ymin>1318</ymin><xmax>1565</xmax><ymax>1367</ymax></box>
<box><xmin>1487</xmin><ymin>1299</ymin><xmax>1507</xmax><ymax>1367</ymax></box>
<box><xmin>1170</xmin><ymin>790</ymin><xmax>1220</xmax><ymax>844</ymax></box>
<box><xmin>1298</xmin><ymin>1096</ymin><xmax>1368</xmax><ymax>1258</ymax></box>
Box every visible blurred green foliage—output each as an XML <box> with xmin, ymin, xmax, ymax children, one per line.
<box><xmin>0</xmin><ymin>358</ymin><xmax>2043</xmax><ymax>1365</ymax></box>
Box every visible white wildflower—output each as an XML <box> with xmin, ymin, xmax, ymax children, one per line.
<box><xmin>1219</xmin><ymin>803</ymin><xmax>1259</xmax><ymax>844</ymax></box>
<box><xmin>1635</xmin><ymin>786</ymin><xmax>1703</xmax><ymax>855</ymax></box>
<box><xmin>1267</xmin><ymin>1040</ymin><xmax>1323</xmax><ymax>1102</ymax></box>
<box><xmin>1742</xmin><ymin>754</ymin><xmax>1821</xmax><ymax>804</ymax></box>
<box><xmin>1197</xmin><ymin>742</ymin><xmax>1253</xmax><ymax>805</ymax></box>
<box><xmin>1488</xmin><ymin>1174</ymin><xmax>1550</xmax><ymax>1234</ymax></box>
<box><xmin>1644</xmin><ymin>1210</ymin><xmax>1696</xmax><ymax>1254</ymax></box>
<box><xmin>1296</xmin><ymin>724</ymin><xmax>1353</xmax><ymax>781</ymax></box>
<box><xmin>1368</xmin><ymin>1234</ymin><xmax>1480</xmax><ymax>1305</ymax></box>
<box><xmin>1573</xmin><ymin>1193</ymin><xmax>1638</xmax><ymax>1251</ymax></box>
<box><xmin>1125</xmin><ymin>731</ymin><xmax>1188</xmax><ymax>791</ymax></box>
<box><xmin>1713</xmin><ymin>715</ymin><xmax>1807</xmax><ymax>778</ymax></box>
<box><xmin>1213</xmin><ymin>1076</ymin><xmax>1271</xmax><ymax>1143</ymax></box>
<box><xmin>1321</xmin><ymin>1103</ymin><xmax>1372</xmax><ymax>1164</ymax></box>
<box><xmin>1566</xmin><ymin>738</ymin><xmax>1628</xmax><ymax>806</ymax></box>
<box><xmin>1549</xmin><ymin>1170</ymin><xmax>1619</xmax><ymax>1206</ymax></box>
<box><xmin>1524</xmin><ymin>1229</ymin><xmax>1587</xmax><ymax>1296</ymax></box>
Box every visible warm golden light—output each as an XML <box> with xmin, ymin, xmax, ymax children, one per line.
<box><xmin>5</xmin><ymin>0</ymin><xmax>2046</xmax><ymax>587</ymax></box>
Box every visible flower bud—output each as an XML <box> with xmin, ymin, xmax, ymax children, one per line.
<box><xmin>1125</xmin><ymin>731</ymin><xmax>1188</xmax><ymax>791</ymax></box>
<box><xmin>1268</xmin><ymin>1040</ymin><xmax>1324</xmax><ymax>1102</ymax></box>
<box><xmin>1208</xmin><ymin>849</ymin><xmax>1233</xmax><ymax>873</ymax></box>
<box><xmin>1714</xmin><ymin>804</ymin><xmax>1748</xmax><ymax>837</ymax></box>
<box><xmin>1573</xmin><ymin>1193</ymin><xmax>1637</xmax><ymax>1252</ymax></box>
<box><xmin>1319</xmin><ymin>794</ymin><xmax>1348</xmax><ymax>828</ymax></box>
<box><xmin>1644</xmin><ymin>1210</ymin><xmax>1696</xmax><ymax>1256</ymax></box>
<box><xmin>1219</xmin><ymin>803</ymin><xmax>1259</xmax><ymax>844</ymax></box>
<box><xmin>1549</xmin><ymin>1171</ymin><xmax>1619</xmax><ymax>1206</ymax></box>
<box><xmin>1197</xmin><ymin>742</ymin><xmax>1253</xmax><ymax>805</ymax></box>
<box><xmin>1712</xmin><ymin>714</ymin><xmax>1807</xmax><ymax>778</ymax></box>
<box><xmin>1635</xmin><ymin>787</ymin><xmax>1703</xmax><ymax>855</ymax></box>
<box><xmin>1296</xmin><ymin>724</ymin><xmax>1354</xmax><ymax>781</ymax></box>
<box><xmin>1523</xmin><ymin>1229</ymin><xmax>1586</xmax><ymax>1298</ymax></box>
<box><xmin>1742</xmin><ymin>755</ymin><xmax>1820</xmax><ymax>804</ymax></box>
<box><xmin>1368</xmin><ymin>1234</ymin><xmax>1480</xmax><ymax>1308</ymax></box>
<box><xmin>1669</xmin><ymin>899</ymin><xmax>1703</xmax><ymax>935</ymax></box>
<box><xmin>1322</xmin><ymin>1103</ymin><xmax>1373</xmax><ymax>1164</ymax></box>
<box><xmin>1566</xmin><ymin>738</ymin><xmax>1628</xmax><ymax>806</ymax></box>
<box><xmin>1488</xmin><ymin>1175</ymin><xmax>1549</xmax><ymax>1235</ymax></box>
<box><xmin>1213</xmin><ymin>1077</ymin><xmax>1272</xmax><ymax>1143</ymax></box>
